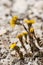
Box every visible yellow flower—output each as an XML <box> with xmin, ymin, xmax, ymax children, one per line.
<box><xmin>12</xmin><ymin>16</ymin><xmax>18</xmax><ymax>21</ymax></box>
<box><xmin>10</xmin><ymin>16</ymin><xmax>18</xmax><ymax>28</ymax></box>
<box><xmin>10</xmin><ymin>20</ymin><xmax>16</xmax><ymax>28</ymax></box>
<box><xmin>10</xmin><ymin>43</ymin><xmax>16</xmax><ymax>49</ymax></box>
<box><xmin>23</xmin><ymin>31</ymin><xmax>28</xmax><ymax>35</ymax></box>
<box><xmin>30</xmin><ymin>20</ymin><xmax>35</xmax><ymax>24</ymax></box>
<box><xmin>16</xmin><ymin>33</ymin><xmax>23</xmax><ymax>38</ymax></box>
<box><xmin>24</xmin><ymin>19</ymin><xmax>35</xmax><ymax>24</ymax></box>
<box><xmin>30</xmin><ymin>28</ymin><xmax>34</xmax><ymax>33</ymax></box>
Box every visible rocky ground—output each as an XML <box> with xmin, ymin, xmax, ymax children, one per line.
<box><xmin>0</xmin><ymin>0</ymin><xmax>43</xmax><ymax>65</ymax></box>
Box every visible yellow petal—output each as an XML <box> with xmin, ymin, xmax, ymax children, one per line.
<box><xmin>23</xmin><ymin>31</ymin><xmax>28</xmax><ymax>35</ymax></box>
<box><xmin>10</xmin><ymin>19</ymin><xmax>16</xmax><ymax>28</ymax></box>
<box><xmin>24</xmin><ymin>19</ymin><xmax>36</xmax><ymax>24</ymax></box>
<box><xmin>16</xmin><ymin>33</ymin><xmax>23</xmax><ymax>38</ymax></box>
<box><xmin>10</xmin><ymin>22</ymin><xmax>16</xmax><ymax>28</ymax></box>
<box><xmin>10</xmin><ymin>43</ymin><xmax>16</xmax><ymax>49</ymax></box>
<box><xmin>30</xmin><ymin>20</ymin><xmax>35</xmax><ymax>24</ymax></box>
<box><xmin>30</xmin><ymin>28</ymin><xmax>34</xmax><ymax>33</ymax></box>
<box><xmin>13</xmin><ymin>16</ymin><xmax>18</xmax><ymax>20</ymax></box>
<box><xmin>10</xmin><ymin>16</ymin><xmax>18</xmax><ymax>28</ymax></box>
<box><xmin>24</xmin><ymin>19</ymin><xmax>30</xmax><ymax>24</ymax></box>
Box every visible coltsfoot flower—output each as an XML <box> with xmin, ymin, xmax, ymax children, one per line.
<box><xmin>24</xmin><ymin>19</ymin><xmax>36</xmax><ymax>24</ymax></box>
<box><xmin>10</xmin><ymin>16</ymin><xmax>18</xmax><ymax>28</ymax></box>
<box><xmin>23</xmin><ymin>31</ymin><xmax>28</xmax><ymax>36</ymax></box>
<box><xmin>10</xmin><ymin>43</ymin><xmax>16</xmax><ymax>49</ymax></box>
<box><xmin>10</xmin><ymin>43</ymin><xmax>24</xmax><ymax>60</ymax></box>
<box><xmin>16</xmin><ymin>33</ymin><xmax>27</xmax><ymax>51</ymax></box>
<box><xmin>16</xmin><ymin>33</ymin><xmax>23</xmax><ymax>39</ymax></box>
<box><xmin>30</xmin><ymin>28</ymin><xmax>34</xmax><ymax>33</ymax></box>
<box><xmin>22</xmin><ymin>31</ymin><xmax>28</xmax><ymax>40</ymax></box>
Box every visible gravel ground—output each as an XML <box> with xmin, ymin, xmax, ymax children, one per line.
<box><xmin>0</xmin><ymin>0</ymin><xmax>43</xmax><ymax>65</ymax></box>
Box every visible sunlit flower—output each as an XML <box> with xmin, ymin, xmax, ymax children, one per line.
<box><xmin>23</xmin><ymin>31</ymin><xmax>28</xmax><ymax>35</ymax></box>
<box><xmin>24</xmin><ymin>19</ymin><xmax>36</xmax><ymax>24</ymax></box>
<box><xmin>10</xmin><ymin>16</ymin><xmax>18</xmax><ymax>28</ymax></box>
<box><xmin>22</xmin><ymin>31</ymin><xmax>28</xmax><ymax>44</ymax></box>
<box><xmin>10</xmin><ymin>43</ymin><xmax>24</xmax><ymax>60</ymax></box>
<box><xmin>16</xmin><ymin>33</ymin><xmax>27</xmax><ymax>51</ymax></box>
<box><xmin>23</xmin><ymin>31</ymin><xmax>28</xmax><ymax>39</ymax></box>
<box><xmin>30</xmin><ymin>28</ymin><xmax>34</xmax><ymax>33</ymax></box>
<box><xmin>16</xmin><ymin>33</ymin><xmax>23</xmax><ymax>39</ymax></box>
<box><xmin>10</xmin><ymin>43</ymin><xmax>16</xmax><ymax>49</ymax></box>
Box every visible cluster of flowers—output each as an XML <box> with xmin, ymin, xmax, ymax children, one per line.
<box><xmin>9</xmin><ymin>15</ymin><xmax>36</xmax><ymax>60</ymax></box>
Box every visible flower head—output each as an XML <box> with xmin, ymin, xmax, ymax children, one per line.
<box><xmin>10</xmin><ymin>43</ymin><xmax>16</xmax><ymax>49</ymax></box>
<box><xmin>16</xmin><ymin>33</ymin><xmax>23</xmax><ymax>39</ymax></box>
<box><xmin>24</xmin><ymin>19</ymin><xmax>35</xmax><ymax>24</ymax></box>
<box><xmin>23</xmin><ymin>31</ymin><xmax>28</xmax><ymax>36</ymax></box>
<box><xmin>30</xmin><ymin>28</ymin><xmax>34</xmax><ymax>33</ymax></box>
<box><xmin>12</xmin><ymin>16</ymin><xmax>18</xmax><ymax>21</ymax></box>
<box><xmin>10</xmin><ymin>16</ymin><xmax>18</xmax><ymax>28</ymax></box>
